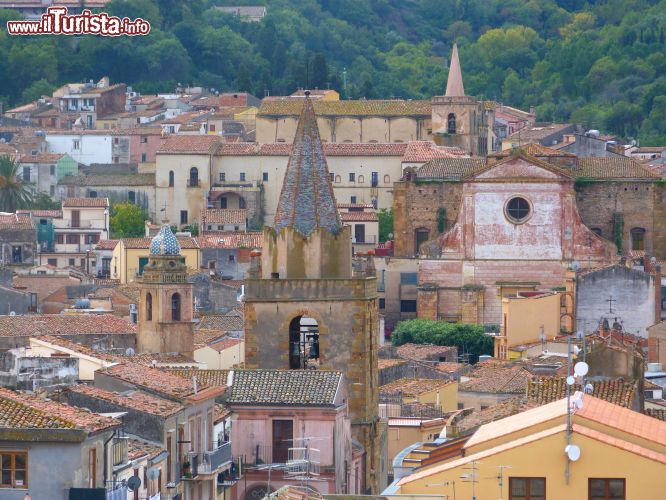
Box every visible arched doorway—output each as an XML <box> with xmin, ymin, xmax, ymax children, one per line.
<box><xmin>289</xmin><ymin>316</ymin><xmax>320</xmax><ymax>369</ymax></box>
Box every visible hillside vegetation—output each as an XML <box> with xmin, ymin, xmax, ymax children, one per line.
<box><xmin>0</xmin><ymin>0</ymin><xmax>664</xmax><ymax>143</ymax></box>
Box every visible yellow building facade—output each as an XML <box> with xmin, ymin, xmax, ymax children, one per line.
<box><xmin>392</xmin><ymin>394</ymin><xmax>666</xmax><ymax>499</ymax></box>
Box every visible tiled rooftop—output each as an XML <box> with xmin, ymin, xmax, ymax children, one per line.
<box><xmin>95</xmin><ymin>239</ymin><xmax>119</xmax><ymax>250</ymax></box>
<box><xmin>436</xmin><ymin>362</ymin><xmax>468</xmax><ymax>374</ymax></box>
<box><xmin>36</xmin><ymin>335</ymin><xmax>119</xmax><ymax>361</ymax></box>
<box><xmin>209</xmin><ymin>337</ymin><xmax>243</xmax><ymax>352</ymax></box>
<box><xmin>193</xmin><ymin>329</ymin><xmax>226</xmax><ymax>346</ymax></box>
<box><xmin>99</xmin><ymin>363</ymin><xmax>208</xmax><ymax>400</ymax></box>
<box><xmin>489</xmin><ymin>143</ymin><xmax>576</xmax><ymax>158</ymax></box>
<box><xmin>68</xmin><ymin>384</ymin><xmax>183</xmax><ymax>417</ymax></box>
<box><xmin>380</xmin><ymin>378</ymin><xmax>453</xmax><ymax>396</ymax></box>
<box><xmin>0</xmin><ymin>314</ymin><xmax>136</xmax><ymax>337</ymax></box>
<box><xmin>166</xmin><ymin>369</ymin><xmax>229</xmax><ymax>387</ymax></box>
<box><xmin>273</xmin><ymin>95</ymin><xmax>341</xmax><ymax>236</ymax></box>
<box><xmin>402</xmin><ymin>141</ymin><xmax>467</xmax><ymax>162</ymax></box>
<box><xmin>0</xmin><ymin>387</ymin><xmax>118</xmax><ymax>433</ymax></box>
<box><xmin>196</xmin><ymin>313</ymin><xmax>243</xmax><ymax>332</ymax></box>
<box><xmin>195</xmin><ymin>232</ymin><xmax>262</xmax><ymax>249</ymax></box>
<box><xmin>0</xmin><ymin>213</ymin><xmax>34</xmax><ymax>230</ymax></box>
<box><xmin>17</xmin><ymin>209</ymin><xmax>62</xmax><ymax>218</ymax></box>
<box><xmin>128</xmin><ymin>439</ymin><xmax>166</xmax><ymax>461</ymax></box>
<box><xmin>506</xmin><ymin>123</ymin><xmax>573</xmax><ymax>141</ymax></box>
<box><xmin>576</xmin><ymin>157</ymin><xmax>660</xmax><ymax>179</ymax></box>
<box><xmin>340</xmin><ymin>211</ymin><xmax>378</xmax><ymax>222</ymax></box>
<box><xmin>416</xmin><ymin>158</ymin><xmax>485</xmax><ymax>179</ymax></box>
<box><xmin>63</xmin><ymin>197</ymin><xmax>109</xmax><ymax>208</ymax></box>
<box><xmin>18</xmin><ymin>153</ymin><xmax>64</xmax><ymax>163</ymax></box>
<box><xmin>216</xmin><ymin>142</ymin><xmax>409</xmax><ymax>157</ymax></box>
<box><xmin>378</xmin><ymin>359</ymin><xmax>407</xmax><ymax>370</ymax></box>
<box><xmin>121</xmin><ymin>237</ymin><xmax>199</xmax><ymax>249</ymax></box>
<box><xmin>459</xmin><ymin>359</ymin><xmax>531</xmax><ymax>394</ymax></box>
<box><xmin>202</xmin><ymin>209</ymin><xmax>248</xmax><ymax>225</ymax></box>
<box><xmin>457</xmin><ymin>397</ymin><xmax>540</xmax><ymax>433</ymax></box>
<box><xmin>527</xmin><ymin>377</ymin><xmax>635</xmax><ymax>408</ymax></box>
<box><xmin>59</xmin><ymin>174</ymin><xmax>155</xmax><ymax>186</ymax></box>
<box><xmin>157</xmin><ymin>135</ymin><xmax>219</xmax><ymax>154</ymax></box>
<box><xmin>259</xmin><ymin>99</ymin><xmax>431</xmax><ymax>117</ymax></box>
<box><xmin>227</xmin><ymin>369</ymin><xmax>342</xmax><ymax>406</ymax></box>
<box><xmin>396</xmin><ymin>343</ymin><xmax>457</xmax><ymax>361</ymax></box>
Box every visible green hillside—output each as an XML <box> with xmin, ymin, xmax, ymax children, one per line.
<box><xmin>0</xmin><ymin>0</ymin><xmax>664</xmax><ymax>143</ymax></box>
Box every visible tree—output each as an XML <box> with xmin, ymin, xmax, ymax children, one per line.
<box><xmin>378</xmin><ymin>208</ymin><xmax>393</xmax><ymax>242</ymax></box>
<box><xmin>391</xmin><ymin>319</ymin><xmax>493</xmax><ymax>363</ymax></box>
<box><xmin>0</xmin><ymin>156</ymin><xmax>33</xmax><ymax>212</ymax></box>
<box><xmin>310</xmin><ymin>53</ymin><xmax>329</xmax><ymax>89</ymax></box>
<box><xmin>27</xmin><ymin>192</ymin><xmax>61</xmax><ymax>210</ymax></box>
<box><xmin>110</xmin><ymin>203</ymin><xmax>148</xmax><ymax>238</ymax></box>
<box><xmin>20</xmin><ymin>79</ymin><xmax>55</xmax><ymax>104</ymax></box>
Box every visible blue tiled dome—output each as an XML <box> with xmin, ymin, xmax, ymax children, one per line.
<box><xmin>150</xmin><ymin>224</ymin><xmax>181</xmax><ymax>255</ymax></box>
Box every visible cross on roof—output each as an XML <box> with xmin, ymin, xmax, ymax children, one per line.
<box><xmin>606</xmin><ymin>295</ymin><xmax>616</xmax><ymax>314</ymax></box>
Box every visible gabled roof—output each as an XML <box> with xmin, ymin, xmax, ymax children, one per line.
<box><xmin>18</xmin><ymin>153</ymin><xmax>64</xmax><ymax>163</ymax></box>
<box><xmin>465</xmin><ymin>151</ymin><xmax>575</xmax><ymax>180</ymax></box>
<box><xmin>273</xmin><ymin>95</ymin><xmax>342</xmax><ymax>236</ymax></box>
<box><xmin>63</xmin><ymin>197</ymin><xmax>109</xmax><ymax>208</ymax></box>
<box><xmin>340</xmin><ymin>211</ymin><xmax>378</xmax><ymax>222</ymax></box>
<box><xmin>0</xmin><ymin>314</ymin><xmax>135</xmax><ymax>337</ymax></box>
<box><xmin>527</xmin><ymin>377</ymin><xmax>635</xmax><ymax>408</ymax></box>
<box><xmin>157</xmin><ymin>135</ymin><xmax>219</xmax><ymax>154</ymax></box>
<box><xmin>202</xmin><ymin>209</ymin><xmax>247</xmax><ymax>225</ymax></box>
<box><xmin>459</xmin><ymin>359</ymin><xmax>531</xmax><ymax>394</ymax></box>
<box><xmin>416</xmin><ymin>158</ymin><xmax>485</xmax><ymax>179</ymax></box>
<box><xmin>576</xmin><ymin>157</ymin><xmax>661</xmax><ymax>179</ymax></box>
<box><xmin>397</xmin><ymin>343</ymin><xmax>456</xmax><ymax>361</ymax></box>
<box><xmin>402</xmin><ymin>141</ymin><xmax>467</xmax><ymax>162</ymax></box>
<box><xmin>68</xmin><ymin>384</ymin><xmax>183</xmax><ymax>417</ymax></box>
<box><xmin>166</xmin><ymin>368</ymin><xmax>229</xmax><ymax>387</ymax></box>
<box><xmin>0</xmin><ymin>387</ymin><xmax>118</xmax><ymax>433</ymax></box>
<box><xmin>0</xmin><ymin>213</ymin><xmax>34</xmax><ymax>230</ymax></box>
<box><xmin>196</xmin><ymin>313</ymin><xmax>243</xmax><ymax>332</ymax></box>
<box><xmin>196</xmin><ymin>232</ymin><xmax>262</xmax><ymax>249</ymax></box>
<box><xmin>227</xmin><ymin>369</ymin><xmax>342</xmax><ymax>406</ymax></box>
<box><xmin>380</xmin><ymin>378</ymin><xmax>453</xmax><ymax>397</ymax></box>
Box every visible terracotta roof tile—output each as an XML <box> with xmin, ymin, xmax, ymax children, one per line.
<box><xmin>60</xmin><ymin>174</ymin><xmax>155</xmax><ymax>187</ymax></box>
<box><xmin>95</xmin><ymin>239</ymin><xmax>119</xmax><ymax>250</ymax></box>
<box><xmin>99</xmin><ymin>363</ymin><xmax>208</xmax><ymax>400</ymax></box>
<box><xmin>68</xmin><ymin>384</ymin><xmax>183</xmax><ymax>417</ymax></box>
<box><xmin>121</xmin><ymin>237</ymin><xmax>199</xmax><ymax>249</ymax></box>
<box><xmin>0</xmin><ymin>213</ymin><xmax>34</xmax><ymax>230</ymax></box>
<box><xmin>17</xmin><ymin>209</ymin><xmax>62</xmax><ymax>218</ymax></box>
<box><xmin>506</xmin><ymin>123</ymin><xmax>574</xmax><ymax>142</ymax></box>
<box><xmin>62</xmin><ymin>197</ymin><xmax>109</xmax><ymax>208</ymax></box>
<box><xmin>459</xmin><ymin>359</ymin><xmax>531</xmax><ymax>394</ymax></box>
<box><xmin>128</xmin><ymin>439</ymin><xmax>166</xmax><ymax>461</ymax></box>
<box><xmin>0</xmin><ymin>314</ymin><xmax>135</xmax><ymax>337</ymax></box>
<box><xmin>157</xmin><ymin>135</ymin><xmax>219</xmax><ymax>154</ymax></box>
<box><xmin>195</xmin><ymin>232</ymin><xmax>262</xmax><ymax>249</ymax></box>
<box><xmin>214</xmin><ymin>404</ymin><xmax>230</xmax><ymax>423</ymax></box>
<box><xmin>208</xmin><ymin>337</ymin><xmax>243</xmax><ymax>352</ymax></box>
<box><xmin>196</xmin><ymin>313</ymin><xmax>243</xmax><ymax>332</ymax></box>
<box><xmin>576</xmin><ymin>157</ymin><xmax>660</xmax><ymax>179</ymax></box>
<box><xmin>416</xmin><ymin>158</ymin><xmax>485</xmax><ymax>179</ymax></box>
<box><xmin>436</xmin><ymin>362</ymin><xmax>468</xmax><ymax>374</ymax></box>
<box><xmin>527</xmin><ymin>377</ymin><xmax>635</xmax><ymax>408</ymax></box>
<box><xmin>193</xmin><ymin>329</ymin><xmax>226</xmax><ymax>346</ymax></box>
<box><xmin>378</xmin><ymin>359</ymin><xmax>407</xmax><ymax>370</ymax></box>
<box><xmin>340</xmin><ymin>211</ymin><xmax>378</xmax><ymax>222</ymax></box>
<box><xmin>165</xmin><ymin>368</ymin><xmax>229</xmax><ymax>388</ymax></box>
<box><xmin>396</xmin><ymin>343</ymin><xmax>457</xmax><ymax>361</ymax></box>
<box><xmin>380</xmin><ymin>378</ymin><xmax>453</xmax><ymax>396</ymax></box>
<box><xmin>457</xmin><ymin>396</ymin><xmax>540</xmax><ymax>433</ymax></box>
<box><xmin>645</xmin><ymin>408</ymin><xmax>666</xmax><ymax>421</ymax></box>
<box><xmin>0</xmin><ymin>387</ymin><xmax>119</xmax><ymax>433</ymax></box>
<box><xmin>18</xmin><ymin>153</ymin><xmax>64</xmax><ymax>163</ymax></box>
<box><xmin>202</xmin><ymin>209</ymin><xmax>247</xmax><ymax>225</ymax></box>
<box><xmin>572</xmin><ymin>423</ymin><xmax>666</xmax><ymax>465</ymax></box>
<box><xmin>403</xmin><ymin>141</ymin><xmax>467</xmax><ymax>162</ymax></box>
<box><xmin>227</xmin><ymin>369</ymin><xmax>342</xmax><ymax>406</ymax></box>
<box><xmin>259</xmin><ymin>99</ymin><xmax>431</xmax><ymax>117</ymax></box>
<box><xmin>489</xmin><ymin>143</ymin><xmax>576</xmax><ymax>158</ymax></box>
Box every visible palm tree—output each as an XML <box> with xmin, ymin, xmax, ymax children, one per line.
<box><xmin>0</xmin><ymin>155</ymin><xmax>33</xmax><ymax>212</ymax></box>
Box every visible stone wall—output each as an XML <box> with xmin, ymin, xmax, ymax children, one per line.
<box><xmin>0</xmin><ymin>351</ymin><xmax>78</xmax><ymax>391</ymax></box>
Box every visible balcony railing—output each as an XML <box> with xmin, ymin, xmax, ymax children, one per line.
<box><xmin>61</xmin><ymin>219</ymin><xmax>107</xmax><ymax>229</ymax></box>
<box><xmin>189</xmin><ymin>442</ymin><xmax>232</xmax><ymax>476</ymax></box>
<box><xmin>111</xmin><ymin>438</ymin><xmax>128</xmax><ymax>467</ymax></box>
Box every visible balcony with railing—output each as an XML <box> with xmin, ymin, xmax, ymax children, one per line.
<box><xmin>188</xmin><ymin>442</ymin><xmax>232</xmax><ymax>478</ymax></box>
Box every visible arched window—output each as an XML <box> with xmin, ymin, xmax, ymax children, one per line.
<box><xmin>168</xmin><ymin>170</ymin><xmax>174</xmax><ymax>187</ymax></box>
<box><xmin>189</xmin><ymin>167</ymin><xmax>198</xmax><ymax>187</ymax></box>
<box><xmin>415</xmin><ymin>229</ymin><xmax>430</xmax><ymax>254</ymax></box>
<box><xmin>171</xmin><ymin>293</ymin><xmax>181</xmax><ymax>321</ymax></box>
<box><xmin>384</xmin><ymin>174</ymin><xmax>391</xmax><ymax>184</ymax></box>
<box><xmin>447</xmin><ymin>113</ymin><xmax>456</xmax><ymax>134</ymax></box>
<box><xmin>631</xmin><ymin>227</ymin><xmax>646</xmax><ymax>251</ymax></box>
<box><xmin>289</xmin><ymin>316</ymin><xmax>319</xmax><ymax>369</ymax></box>
<box><xmin>335</xmin><ymin>175</ymin><xmax>341</xmax><ymax>184</ymax></box>
<box><xmin>146</xmin><ymin>292</ymin><xmax>152</xmax><ymax>321</ymax></box>
<box><xmin>358</xmin><ymin>175</ymin><xmax>365</xmax><ymax>184</ymax></box>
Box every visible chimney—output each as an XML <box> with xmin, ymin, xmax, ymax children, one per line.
<box><xmin>656</xmin><ymin>265</ymin><xmax>662</xmax><ymax>325</ymax></box>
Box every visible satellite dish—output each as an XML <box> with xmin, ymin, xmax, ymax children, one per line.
<box><xmin>151</xmin><ymin>359</ymin><xmax>157</xmax><ymax>367</ymax></box>
<box><xmin>571</xmin><ymin>261</ymin><xmax>580</xmax><ymax>271</ymax></box>
<box><xmin>573</xmin><ymin>346</ymin><xmax>581</xmax><ymax>356</ymax></box>
<box><xmin>585</xmin><ymin>383</ymin><xmax>594</xmax><ymax>394</ymax></box>
<box><xmin>147</xmin><ymin>468</ymin><xmax>160</xmax><ymax>480</ymax></box>
<box><xmin>574</xmin><ymin>361</ymin><xmax>589</xmax><ymax>377</ymax></box>
<box><xmin>566</xmin><ymin>376</ymin><xmax>576</xmax><ymax>386</ymax></box>
<box><xmin>125</xmin><ymin>347</ymin><xmax>135</xmax><ymax>356</ymax></box>
<box><xmin>565</xmin><ymin>444</ymin><xmax>581</xmax><ymax>461</ymax></box>
<box><xmin>127</xmin><ymin>475</ymin><xmax>141</xmax><ymax>491</ymax></box>
<box><xmin>576</xmin><ymin>330</ymin><xmax>584</xmax><ymax>339</ymax></box>
<box><xmin>9</xmin><ymin>311</ymin><xmax>15</xmax><ymax>316</ymax></box>
<box><xmin>574</xmin><ymin>398</ymin><xmax>584</xmax><ymax>410</ymax></box>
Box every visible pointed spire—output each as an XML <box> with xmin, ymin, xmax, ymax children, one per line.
<box><xmin>445</xmin><ymin>42</ymin><xmax>465</xmax><ymax>97</ymax></box>
<box><xmin>273</xmin><ymin>91</ymin><xmax>342</xmax><ymax>236</ymax></box>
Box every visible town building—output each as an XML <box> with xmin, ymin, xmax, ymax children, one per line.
<box><xmin>37</xmin><ymin>197</ymin><xmax>109</xmax><ymax>272</ymax></box>
<box><xmin>391</xmin><ymin>394</ymin><xmax>666</xmax><ymax>499</ymax></box>
<box><xmin>227</xmin><ymin>369</ymin><xmax>360</xmax><ymax>498</ymax></box>
<box><xmin>0</xmin><ymin>386</ymin><xmax>120</xmax><ymax>499</ymax></box>
<box><xmin>18</xmin><ymin>152</ymin><xmax>77</xmax><ymax>198</ymax></box>
<box><xmin>243</xmin><ymin>93</ymin><xmax>386</xmax><ymax>493</ymax></box>
<box><xmin>52</xmin><ymin>77</ymin><xmax>126</xmax><ymax>129</ymax></box>
<box><xmin>197</xmin><ymin>232</ymin><xmax>262</xmax><ymax>279</ymax></box>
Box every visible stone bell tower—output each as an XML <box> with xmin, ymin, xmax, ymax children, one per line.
<box><xmin>244</xmin><ymin>92</ymin><xmax>384</xmax><ymax>493</ymax></box>
<box><xmin>431</xmin><ymin>42</ymin><xmax>489</xmax><ymax>155</ymax></box>
<box><xmin>136</xmin><ymin>224</ymin><xmax>194</xmax><ymax>357</ymax></box>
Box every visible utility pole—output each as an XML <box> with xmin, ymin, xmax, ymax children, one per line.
<box><xmin>342</xmin><ymin>67</ymin><xmax>347</xmax><ymax>99</ymax></box>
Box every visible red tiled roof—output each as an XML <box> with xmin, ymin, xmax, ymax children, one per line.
<box><xmin>402</xmin><ymin>141</ymin><xmax>467</xmax><ymax>162</ymax></box>
<box><xmin>216</xmin><ymin>142</ymin><xmax>408</xmax><ymax>157</ymax></box>
<box><xmin>0</xmin><ymin>314</ymin><xmax>136</xmax><ymax>337</ymax></box>
<box><xmin>95</xmin><ymin>239</ymin><xmax>119</xmax><ymax>250</ymax></box>
<box><xmin>0</xmin><ymin>387</ymin><xmax>119</xmax><ymax>433</ymax></box>
<box><xmin>17</xmin><ymin>209</ymin><xmax>62</xmax><ymax>218</ymax></box>
<box><xmin>0</xmin><ymin>213</ymin><xmax>34</xmax><ymax>230</ymax></box>
<box><xmin>208</xmin><ymin>337</ymin><xmax>243</xmax><ymax>352</ymax></box>
<box><xmin>196</xmin><ymin>232</ymin><xmax>262</xmax><ymax>249</ymax></box>
<box><xmin>63</xmin><ymin>197</ymin><xmax>109</xmax><ymax>208</ymax></box>
<box><xmin>337</xmin><ymin>203</ymin><xmax>374</xmax><ymax>209</ymax></box>
<box><xmin>459</xmin><ymin>359</ymin><xmax>531</xmax><ymax>394</ymax></box>
<box><xmin>380</xmin><ymin>378</ymin><xmax>453</xmax><ymax>396</ymax></box>
<box><xmin>202</xmin><ymin>209</ymin><xmax>247</xmax><ymax>225</ymax></box>
<box><xmin>99</xmin><ymin>363</ymin><xmax>209</xmax><ymax>400</ymax></box>
<box><xmin>527</xmin><ymin>377</ymin><xmax>635</xmax><ymax>408</ymax></box>
<box><xmin>18</xmin><ymin>153</ymin><xmax>64</xmax><ymax>163</ymax></box>
<box><xmin>340</xmin><ymin>211</ymin><xmax>378</xmax><ymax>222</ymax></box>
<box><xmin>396</xmin><ymin>343</ymin><xmax>457</xmax><ymax>361</ymax></box>
<box><xmin>128</xmin><ymin>439</ymin><xmax>166</xmax><ymax>461</ymax></box>
<box><xmin>68</xmin><ymin>384</ymin><xmax>183</xmax><ymax>417</ymax></box>
<box><xmin>157</xmin><ymin>135</ymin><xmax>219</xmax><ymax>154</ymax></box>
<box><xmin>121</xmin><ymin>237</ymin><xmax>199</xmax><ymax>249</ymax></box>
